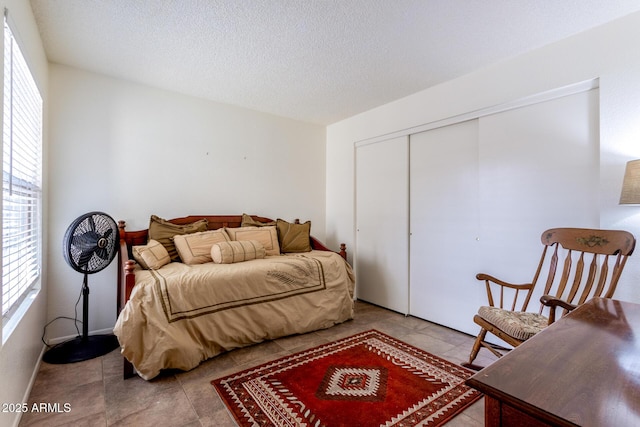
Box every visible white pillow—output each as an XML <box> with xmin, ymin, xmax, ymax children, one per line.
<box><xmin>211</xmin><ymin>240</ymin><xmax>266</xmax><ymax>264</ymax></box>
<box><xmin>132</xmin><ymin>239</ymin><xmax>171</xmax><ymax>270</ymax></box>
<box><xmin>225</xmin><ymin>226</ymin><xmax>280</xmax><ymax>256</ymax></box>
<box><xmin>173</xmin><ymin>229</ymin><xmax>230</xmax><ymax>265</ymax></box>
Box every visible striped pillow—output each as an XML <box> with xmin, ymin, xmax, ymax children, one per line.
<box><xmin>211</xmin><ymin>240</ymin><xmax>266</xmax><ymax>264</ymax></box>
<box><xmin>173</xmin><ymin>229</ymin><xmax>230</xmax><ymax>265</ymax></box>
<box><xmin>225</xmin><ymin>226</ymin><xmax>280</xmax><ymax>256</ymax></box>
<box><xmin>132</xmin><ymin>239</ymin><xmax>171</xmax><ymax>270</ymax></box>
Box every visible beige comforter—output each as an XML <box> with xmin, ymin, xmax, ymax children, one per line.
<box><xmin>113</xmin><ymin>250</ymin><xmax>355</xmax><ymax>380</ymax></box>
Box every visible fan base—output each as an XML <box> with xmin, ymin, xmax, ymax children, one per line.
<box><xmin>43</xmin><ymin>334</ymin><xmax>119</xmax><ymax>364</ymax></box>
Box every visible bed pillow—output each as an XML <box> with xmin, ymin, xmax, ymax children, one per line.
<box><xmin>276</xmin><ymin>219</ymin><xmax>312</xmax><ymax>253</ymax></box>
<box><xmin>148</xmin><ymin>215</ymin><xmax>208</xmax><ymax>262</ymax></box>
<box><xmin>225</xmin><ymin>226</ymin><xmax>280</xmax><ymax>256</ymax></box>
<box><xmin>211</xmin><ymin>240</ymin><xmax>266</xmax><ymax>264</ymax></box>
<box><xmin>173</xmin><ymin>229</ymin><xmax>231</xmax><ymax>265</ymax></box>
<box><xmin>240</xmin><ymin>213</ymin><xmax>276</xmax><ymax>227</ymax></box>
<box><xmin>132</xmin><ymin>239</ymin><xmax>171</xmax><ymax>270</ymax></box>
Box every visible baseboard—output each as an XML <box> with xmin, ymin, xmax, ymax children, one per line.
<box><xmin>46</xmin><ymin>327</ymin><xmax>115</xmax><ymax>346</ymax></box>
<box><xmin>11</xmin><ymin>344</ymin><xmax>47</xmax><ymax>427</ymax></box>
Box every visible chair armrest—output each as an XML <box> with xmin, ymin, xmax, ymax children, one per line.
<box><xmin>540</xmin><ymin>295</ymin><xmax>577</xmax><ymax>324</ymax></box>
<box><xmin>476</xmin><ymin>273</ymin><xmax>535</xmax><ymax>311</ymax></box>
<box><xmin>539</xmin><ymin>295</ymin><xmax>577</xmax><ymax>311</ymax></box>
<box><xmin>476</xmin><ymin>273</ymin><xmax>533</xmax><ymax>290</ymax></box>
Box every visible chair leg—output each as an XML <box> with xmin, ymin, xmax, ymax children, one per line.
<box><xmin>469</xmin><ymin>328</ymin><xmax>487</xmax><ymax>365</ymax></box>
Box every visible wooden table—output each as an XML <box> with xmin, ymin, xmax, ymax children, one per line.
<box><xmin>466</xmin><ymin>297</ymin><xmax>640</xmax><ymax>426</ymax></box>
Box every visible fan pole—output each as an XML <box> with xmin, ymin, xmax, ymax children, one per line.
<box><xmin>82</xmin><ymin>272</ymin><xmax>89</xmax><ymax>341</ymax></box>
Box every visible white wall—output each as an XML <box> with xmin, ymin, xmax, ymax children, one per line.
<box><xmin>0</xmin><ymin>2</ymin><xmax>49</xmax><ymax>426</ymax></box>
<box><xmin>326</xmin><ymin>12</ymin><xmax>640</xmax><ymax>307</ymax></box>
<box><xmin>46</xmin><ymin>64</ymin><xmax>326</xmax><ymax>340</ymax></box>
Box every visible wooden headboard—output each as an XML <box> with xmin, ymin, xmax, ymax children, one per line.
<box><xmin>116</xmin><ymin>215</ymin><xmax>347</xmax><ymax>315</ymax></box>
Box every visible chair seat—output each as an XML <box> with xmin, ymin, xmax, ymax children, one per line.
<box><xmin>477</xmin><ymin>306</ymin><xmax>548</xmax><ymax>341</ymax></box>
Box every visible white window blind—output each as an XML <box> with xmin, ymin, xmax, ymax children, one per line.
<box><xmin>2</xmin><ymin>14</ymin><xmax>43</xmax><ymax>319</ymax></box>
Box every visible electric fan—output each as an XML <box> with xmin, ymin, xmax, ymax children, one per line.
<box><xmin>43</xmin><ymin>212</ymin><xmax>120</xmax><ymax>364</ymax></box>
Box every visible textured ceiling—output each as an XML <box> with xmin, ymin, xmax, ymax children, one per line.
<box><xmin>29</xmin><ymin>0</ymin><xmax>640</xmax><ymax>125</ymax></box>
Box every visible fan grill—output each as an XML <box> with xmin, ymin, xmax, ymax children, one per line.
<box><xmin>64</xmin><ymin>212</ymin><xmax>118</xmax><ymax>274</ymax></box>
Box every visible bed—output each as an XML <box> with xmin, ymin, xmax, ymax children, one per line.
<box><xmin>114</xmin><ymin>214</ymin><xmax>355</xmax><ymax>380</ymax></box>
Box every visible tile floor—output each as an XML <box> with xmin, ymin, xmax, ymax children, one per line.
<box><xmin>18</xmin><ymin>301</ymin><xmax>496</xmax><ymax>426</ymax></box>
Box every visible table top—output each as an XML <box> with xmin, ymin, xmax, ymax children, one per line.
<box><xmin>466</xmin><ymin>297</ymin><xmax>640</xmax><ymax>427</ymax></box>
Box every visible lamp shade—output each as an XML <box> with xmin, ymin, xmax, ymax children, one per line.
<box><xmin>620</xmin><ymin>159</ymin><xmax>640</xmax><ymax>204</ymax></box>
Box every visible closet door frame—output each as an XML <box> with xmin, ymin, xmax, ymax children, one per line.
<box><xmin>353</xmin><ymin>78</ymin><xmax>599</xmax><ymax>326</ymax></box>
<box><xmin>355</xmin><ymin>80</ymin><xmax>598</xmax><ymax>148</ymax></box>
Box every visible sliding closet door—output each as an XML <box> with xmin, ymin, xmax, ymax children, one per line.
<box><xmin>355</xmin><ymin>136</ymin><xmax>409</xmax><ymax>313</ymax></box>
<box><xmin>408</xmin><ymin>88</ymin><xmax>598</xmax><ymax>335</ymax></box>
<box><xmin>409</xmin><ymin>120</ymin><xmax>482</xmax><ymax>333</ymax></box>
<box><xmin>477</xmin><ymin>89</ymin><xmax>599</xmax><ymax>303</ymax></box>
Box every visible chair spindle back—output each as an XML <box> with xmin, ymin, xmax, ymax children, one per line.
<box><xmin>532</xmin><ymin>228</ymin><xmax>635</xmax><ymax>317</ymax></box>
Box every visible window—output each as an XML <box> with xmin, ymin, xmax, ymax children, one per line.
<box><xmin>2</xmin><ymin>14</ymin><xmax>43</xmax><ymax>324</ymax></box>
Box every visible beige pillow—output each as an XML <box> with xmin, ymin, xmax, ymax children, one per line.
<box><xmin>132</xmin><ymin>239</ymin><xmax>171</xmax><ymax>270</ymax></box>
<box><xmin>211</xmin><ymin>240</ymin><xmax>266</xmax><ymax>264</ymax></box>
<box><xmin>174</xmin><ymin>229</ymin><xmax>231</xmax><ymax>265</ymax></box>
<box><xmin>225</xmin><ymin>226</ymin><xmax>280</xmax><ymax>256</ymax></box>
<box><xmin>241</xmin><ymin>213</ymin><xmax>276</xmax><ymax>227</ymax></box>
<box><xmin>148</xmin><ymin>215</ymin><xmax>208</xmax><ymax>262</ymax></box>
<box><xmin>277</xmin><ymin>219</ymin><xmax>312</xmax><ymax>253</ymax></box>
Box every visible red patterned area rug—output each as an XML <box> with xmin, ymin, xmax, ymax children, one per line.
<box><xmin>212</xmin><ymin>330</ymin><xmax>482</xmax><ymax>426</ymax></box>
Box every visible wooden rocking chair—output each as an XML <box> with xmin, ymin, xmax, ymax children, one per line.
<box><xmin>468</xmin><ymin>227</ymin><xmax>636</xmax><ymax>366</ymax></box>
